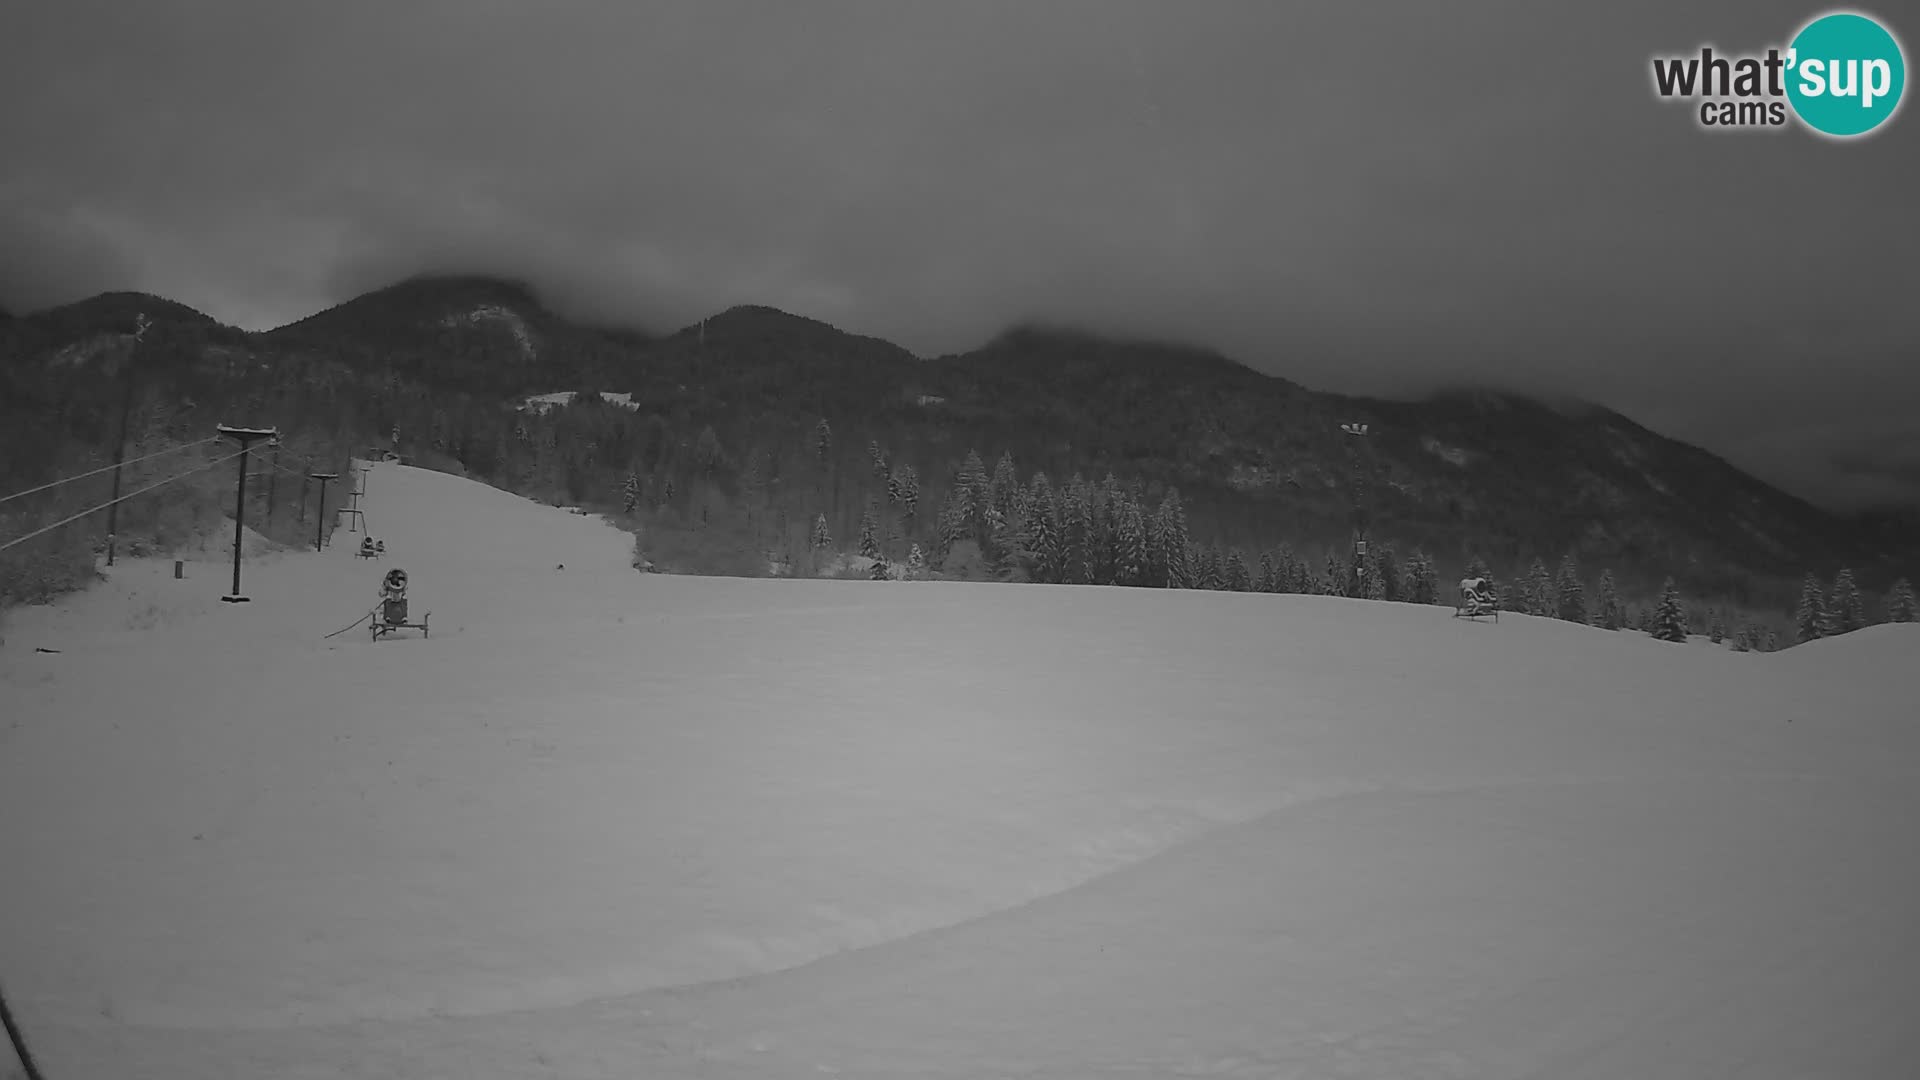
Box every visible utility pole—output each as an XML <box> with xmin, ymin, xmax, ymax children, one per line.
<box><xmin>342</xmin><ymin>464</ymin><xmax>366</xmax><ymax>534</ymax></box>
<box><xmin>1341</xmin><ymin>421</ymin><xmax>1371</xmax><ymax>597</ymax></box>
<box><xmin>311</xmin><ymin>472</ymin><xmax>338</xmax><ymax>551</ymax></box>
<box><xmin>217</xmin><ymin>425</ymin><xmax>279</xmax><ymax>603</ymax></box>
<box><xmin>105</xmin><ymin>313</ymin><xmax>149</xmax><ymax>567</ymax></box>
<box><xmin>264</xmin><ymin>442</ymin><xmax>280</xmax><ymax>524</ymax></box>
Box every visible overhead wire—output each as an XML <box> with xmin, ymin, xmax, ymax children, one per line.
<box><xmin>0</xmin><ymin>436</ymin><xmax>223</xmax><ymax>507</ymax></box>
<box><xmin>0</xmin><ymin>445</ymin><xmax>250</xmax><ymax>554</ymax></box>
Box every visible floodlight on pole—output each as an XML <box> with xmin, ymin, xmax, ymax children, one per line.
<box><xmin>1341</xmin><ymin>422</ymin><xmax>1372</xmax><ymax>594</ymax></box>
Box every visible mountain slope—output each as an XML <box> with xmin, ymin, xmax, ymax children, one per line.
<box><xmin>264</xmin><ymin>275</ymin><xmax>651</xmax><ymax>396</ymax></box>
<box><xmin>6</xmin><ymin>277</ymin><xmax>1916</xmax><ymax>607</ymax></box>
<box><xmin>905</xmin><ymin>327</ymin><xmax>1911</xmax><ymax>592</ymax></box>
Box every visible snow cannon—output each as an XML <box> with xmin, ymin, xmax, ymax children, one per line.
<box><xmin>380</xmin><ymin>567</ymin><xmax>409</xmax><ymax>622</ymax></box>
<box><xmin>1455</xmin><ymin>576</ymin><xmax>1499</xmax><ymax>621</ymax></box>
<box><xmin>371</xmin><ymin>567</ymin><xmax>430</xmax><ymax>640</ymax></box>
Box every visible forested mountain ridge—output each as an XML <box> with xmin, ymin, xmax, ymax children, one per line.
<box><xmin>3</xmin><ymin>275</ymin><xmax>1914</xmax><ymax>616</ymax></box>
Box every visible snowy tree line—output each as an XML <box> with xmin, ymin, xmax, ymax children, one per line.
<box><xmin>1465</xmin><ymin>554</ymin><xmax>1916</xmax><ymax>650</ymax></box>
<box><xmin>658</xmin><ymin>423</ymin><xmax>1915</xmax><ymax>652</ymax></box>
<box><xmin>809</xmin><ymin>444</ymin><xmax>1449</xmax><ymax>597</ymax></box>
<box><xmin>376</xmin><ymin>384</ymin><xmax>1920</xmax><ymax>642</ymax></box>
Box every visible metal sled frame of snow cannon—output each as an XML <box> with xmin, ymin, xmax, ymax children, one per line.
<box><xmin>1453</xmin><ymin>595</ymin><xmax>1500</xmax><ymax>622</ymax></box>
<box><xmin>370</xmin><ymin>573</ymin><xmax>429</xmax><ymax>640</ymax></box>
<box><xmin>371</xmin><ymin>601</ymin><xmax>430</xmax><ymax>641</ymax></box>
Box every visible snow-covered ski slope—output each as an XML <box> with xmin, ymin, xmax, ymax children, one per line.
<box><xmin>2</xmin><ymin>461</ymin><xmax>1916</xmax><ymax>1079</ymax></box>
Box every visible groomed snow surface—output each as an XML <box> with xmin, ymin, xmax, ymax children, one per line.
<box><xmin>2</xmin><ymin>462</ymin><xmax>1916</xmax><ymax>1079</ymax></box>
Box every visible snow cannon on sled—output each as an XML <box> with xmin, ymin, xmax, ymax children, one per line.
<box><xmin>1454</xmin><ymin>576</ymin><xmax>1500</xmax><ymax>622</ymax></box>
<box><xmin>371</xmin><ymin>567</ymin><xmax>431</xmax><ymax>640</ymax></box>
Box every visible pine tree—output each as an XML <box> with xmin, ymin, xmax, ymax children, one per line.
<box><xmin>1887</xmin><ymin>577</ymin><xmax>1917</xmax><ymax>622</ymax></box>
<box><xmin>1257</xmin><ymin>550</ymin><xmax>1278</xmax><ymax>593</ymax></box>
<box><xmin>891</xmin><ymin>464</ymin><xmax>919</xmax><ymax>525</ymax></box>
<box><xmin>1154</xmin><ymin>490</ymin><xmax>1190</xmax><ymax>588</ymax></box>
<box><xmin>1323</xmin><ymin>549</ymin><xmax>1346</xmax><ymax>596</ymax></box>
<box><xmin>1373</xmin><ymin>545</ymin><xmax>1399</xmax><ymax>602</ymax></box>
<box><xmin>1057</xmin><ymin>477</ymin><xmax>1091</xmax><ymax>584</ymax></box>
<box><xmin>1071</xmin><ymin>477</ymin><xmax>1098</xmax><ymax>584</ymax></box>
<box><xmin>937</xmin><ymin>488</ymin><xmax>969</xmax><ymax>556</ymax></box>
<box><xmin>957</xmin><ymin>450</ymin><xmax>990</xmax><ymax>529</ymax></box>
<box><xmin>1594</xmin><ymin>570</ymin><xmax>1624</xmax><ymax>629</ymax></box>
<box><xmin>738</xmin><ymin>453</ymin><xmax>766</xmax><ymax>517</ymax></box>
<box><xmin>1524</xmin><ymin>558</ymin><xmax>1553</xmax><ymax>616</ymax></box>
<box><xmin>1087</xmin><ymin>474</ymin><xmax>1120</xmax><ymax>585</ymax></box>
<box><xmin>870</xmin><ymin>556</ymin><xmax>890</xmax><ymax>581</ymax></box>
<box><xmin>1115</xmin><ymin>498</ymin><xmax>1149</xmax><ymax>586</ymax></box>
<box><xmin>1651</xmin><ymin>579</ymin><xmax>1688</xmax><ymax>643</ymax></box>
<box><xmin>1707</xmin><ymin>605</ymin><xmax>1726</xmax><ymax>645</ymax></box>
<box><xmin>621</xmin><ymin>471</ymin><xmax>641</xmax><ymax>514</ymax></box>
<box><xmin>947</xmin><ymin>472</ymin><xmax>978</xmax><ymax>536</ymax></box>
<box><xmin>1196</xmin><ymin>543</ymin><xmax>1223</xmax><ymax>590</ymax></box>
<box><xmin>868</xmin><ymin>440</ymin><xmax>888</xmax><ymax>482</ymax></box>
<box><xmin>906</xmin><ymin>543</ymin><xmax>925</xmax><ymax>579</ymax></box>
<box><xmin>989</xmin><ymin>452</ymin><xmax>1019</xmax><ymax>522</ymax></box>
<box><xmin>1278</xmin><ymin>548</ymin><xmax>1298</xmax><ymax>593</ymax></box>
<box><xmin>813</xmin><ymin>419</ymin><xmax>833</xmax><ymax>465</ymax></box>
<box><xmin>858</xmin><ymin>503</ymin><xmax>881</xmax><ymax>561</ymax></box>
<box><xmin>1403</xmin><ymin>551</ymin><xmax>1438</xmax><ymax>604</ymax></box>
<box><xmin>1225</xmin><ymin>549</ymin><xmax>1251</xmax><ymax>592</ymax></box>
<box><xmin>1554</xmin><ymin>553</ymin><xmax>1587</xmax><ymax>623</ymax></box>
<box><xmin>1025</xmin><ymin>473</ymin><xmax>1061</xmax><ymax>582</ymax></box>
<box><xmin>810</xmin><ymin>513</ymin><xmax>832</xmax><ymax>551</ymax></box>
<box><xmin>1829</xmin><ymin>569</ymin><xmax>1865</xmax><ymax>634</ymax></box>
<box><xmin>1795</xmin><ymin>573</ymin><xmax>1828</xmax><ymax>643</ymax></box>
<box><xmin>1143</xmin><ymin>497</ymin><xmax>1168</xmax><ymax>586</ymax></box>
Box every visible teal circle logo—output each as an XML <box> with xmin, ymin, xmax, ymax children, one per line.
<box><xmin>1786</xmin><ymin>11</ymin><xmax>1906</xmax><ymax>137</ymax></box>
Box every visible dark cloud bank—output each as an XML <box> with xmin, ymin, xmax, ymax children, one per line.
<box><xmin>3</xmin><ymin>0</ymin><xmax>1915</xmax><ymax>510</ymax></box>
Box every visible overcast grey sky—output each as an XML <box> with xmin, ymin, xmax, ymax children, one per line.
<box><xmin>3</xmin><ymin>1</ymin><xmax>1915</xmax><ymax>510</ymax></box>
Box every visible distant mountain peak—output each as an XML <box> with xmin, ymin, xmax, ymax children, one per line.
<box><xmin>27</xmin><ymin>291</ymin><xmax>218</xmax><ymax>326</ymax></box>
<box><xmin>370</xmin><ymin>274</ymin><xmax>546</xmax><ymax>315</ymax></box>
<box><xmin>963</xmin><ymin>322</ymin><xmax>1263</xmax><ymax>386</ymax></box>
<box><xmin>687</xmin><ymin>304</ymin><xmax>842</xmax><ymax>337</ymax></box>
<box><xmin>670</xmin><ymin>304</ymin><xmax>921</xmax><ymax>364</ymax></box>
<box><xmin>267</xmin><ymin>274</ymin><xmax>556</xmax><ymax>347</ymax></box>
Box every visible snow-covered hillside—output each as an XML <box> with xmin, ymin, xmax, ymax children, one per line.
<box><xmin>518</xmin><ymin>390</ymin><xmax>640</xmax><ymax>414</ymax></box>
<box><xmin>442</xmin><ymin>305</ymin><xmax>538</xmax><ymax>360</ymax></box>
<box><xmin>2</xmin><ymin>463</ymin><xmax>1915</xmax><ymax>1079</ymax></box>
